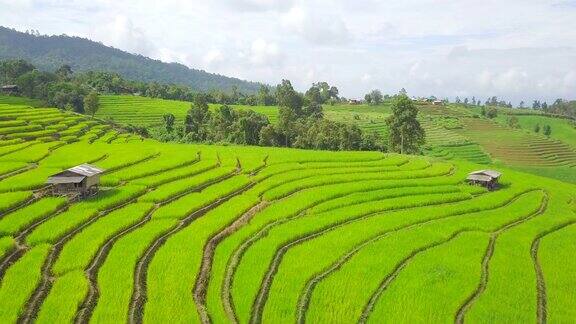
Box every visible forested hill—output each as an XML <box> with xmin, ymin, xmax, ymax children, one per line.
<box><xmin>0</xmin><ymin>26</ymin><xmax>261</xmax><ymax>93</ymax></box>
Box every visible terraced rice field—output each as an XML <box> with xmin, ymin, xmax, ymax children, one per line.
<box><xmin>494</xmin><ymin>114</ymin><xmax>576</xmax><ymax>148</ymax></box>
<box><xmin>0</xmin><ymin>101</ymin><xmax>575</xmax><ymax>323</ymax></box>
<box><xmin>427</xmin><ymin>143</ymin><xmax>492</xmax><ymax>164</ymax></box>
<box><xmin>458</xmin><ymin>118</ymin><xmax>576</xmax><ymax>167</ymax></box>
<box><xmin>96</xmin><ymin>95</ymin><xmax>482</xmax><ymax>148</ymax></box>
<box><xmin>93</xmin><ymin>94</ymin><xmax>576</xmax><ymax>182</ymax></box>
<box><xmin>98</xmin><ymin>95</ymin><xmax>393</xmax><ymax>135</ymax></box>
<box><xmin>97</xmin><ymin>95</ymin><xmax>277</xmax><ymax>126</ymax></box>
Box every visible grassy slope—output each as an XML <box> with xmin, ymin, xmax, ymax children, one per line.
<box><xmin>93</xmin><ymin>95</ymin><xmax>576</xmax><ymax>184</ymax></box>
<box><xmin>0</xmin><ymin>100</ymin><xmax>575</xmax><ymax>323</ymax></box>
<box><xmin>495</xmin><ymin>114</ymin><xmax>576</xmax><ymax>148</ymax></box>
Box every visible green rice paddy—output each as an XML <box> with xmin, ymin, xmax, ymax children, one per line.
<box><xmin>0</xmin><ymin>99</ymin><xmax>574</xmax><ymax>323</ymax></box>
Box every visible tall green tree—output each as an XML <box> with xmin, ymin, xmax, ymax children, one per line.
<box><xmin>184</xmin><ymin>94</ymin><xmax>211</xmax><ymax>141</ymax></box>
<box><xmin>55</xmin><ymin>64</ymin><xmax>73</xmax><ymax>80</ymax></box>
<box><xmin>257</xmin><ymin>85</ymin><xmax>275</xmax><ymax>106</ymax></box>
<box><xmin>259</xmin><ymin>124</ymin><xmax>280</xmax><ymax>146</ymax></box>
<box><xmin>83</xmin><ymin>91</ymin><xmax>100</xmax><ymax>117</ymax></box>
<box><xmin>386</xmin><ymin>94</ymin><xmax>425</xmax><ymax>154</ymax></box>
<box><xmin>0</xmin><ymin>59</ymin><xmax>34</xmax><ymax>83</ymax></box>
<box><xmin>163</xmin><ymin>113</ymin><xmax>176</xmax><ymax>133</ymax></box>
<box><xmin>276</xmin><ymin>80</ymin><xmax>303</xmax><ymax>115</ymax></box>
<box><xmin>364</xmin><ymin>89</ymin><xmax>383</xmax><ymax>105</ymax></box>
<box><xmin>276</xmin><ymin>80</ymin><xmax>303</xmax><ymax>146</ymax></box>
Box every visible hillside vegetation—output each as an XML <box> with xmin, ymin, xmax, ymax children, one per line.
<box><xmin>0</xmin><ymin>100</ymin><xmax>575</xmax><ymax>323</ymax></box>
<box><xmin>0</xmin><ymin>27</ymin><xmax>261</xmax><ymax>93</ymax></box>
<box><xmin>94</xmin><ymin>94</ymin><xmax>576</xmax><ymax>183</ymax></box>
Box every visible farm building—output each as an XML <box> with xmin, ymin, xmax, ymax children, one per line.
<box><xmin>433</xmin><ymin>100</ymin><xmax>444</xmax><ymax>106</ymax></box>
<box><xmin>46</xmin><ymin>164</ymin><xmax>104</xmax><ymax>197</ymax></box>
<box><xmin>348</xmin><ymin>99</ymin><xmax>363</xmax><ymax>105</ymax></box>
<box><xmin>1</xmin><ymin>85</ymin><xmax>19</xmax><ymax>94</ymax></box>
<box><xmin>466</xmin><ymin>170</ymin><xmax>501</xmax><ymax>190</ymax></box>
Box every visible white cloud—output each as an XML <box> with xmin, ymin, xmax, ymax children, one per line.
<box><xmin>203</xmin><ymin>49</ymin><xmax>225</xmax><ymax>67</ymax></box>
<box><xmin>281</xmin><ymin>6</ymin><xmax>351</xmax><ymax>45</ymax></box>
<box><xmin>90</xmin><ymin>15</ymin><xmax>155</xmax><ymax>56</ymax></box>
<box><xmin>361</xmin><ymin>73</ymin><xmax>372</xmax><ymax>83</ymax></box>
<box><xmin>222</xmin><ymin>0</ymin><xmax>295</xmax><ymax>12</ymax></box>
<box><xmin>2</xmin><ymin>0</ymin><xmax>576</xmax><ymax>103</ymax></box>
<box><xmin>242</xmin><ymin>39</ymin><xmax>282</xmax><ymax>66</ymax></box>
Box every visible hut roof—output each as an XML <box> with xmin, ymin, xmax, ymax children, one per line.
<box><xmin>466</xmin><ymin>174</ymin><xmax>493</xmax><ymax>182</ymax></box>
<box><xmin>46</xmin><ymin>164</ymin><xmax>104</xmax><ymax>184</ymax></box>
<box><xmin>46</xmin><ymin>175</ymin><xmax>86</xmax><ymax>184</ymax></box>
<box><xmin>67</xmin><ymin>164</ymin><xmax>104</xmax><ymax>177</ymax></box>
<box><xmin>469</xmin><ymin>170</ymin><xmax>501</xmax><ymax>179</ymax></box>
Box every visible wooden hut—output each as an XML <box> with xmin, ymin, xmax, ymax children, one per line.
<box><xmin>466</xmin><ymin>170</ymin><xmax>501</xmax><ymax>190</ymax></box>
<box><xmin>46</xmin><ymin>164</ymin><xmax>104</xmax><ymax>198</ymax></box>
<box><xmin>1</xmin><ymin>85</ymin><xmax>19</xmax><ymax>94</ymax></box>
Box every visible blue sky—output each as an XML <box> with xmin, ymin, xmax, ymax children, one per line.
<box><xmin>1</xmin><ymin>0</ymin><xmax>575</xmax><ymax>104</ymax></box>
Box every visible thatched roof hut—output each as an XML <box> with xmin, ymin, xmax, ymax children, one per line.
<box><xmin>47</xmin><ymin>164</ymin><xmax>104</xmax><ymax>197</ymax></box>
<box><xmin>466</xmin><ymin>170</ymin><xmax>501</xmax><ymax>190</ymax></box>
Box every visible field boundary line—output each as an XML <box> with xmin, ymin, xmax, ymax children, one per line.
<box><xmin>223</xmin><ymin>178</ymin><xmax>466</xmax><ymax>323</ymax></box>
<box><xmin>74</xmin><ymin>169</ymin><xmax>236</xmax><ymax>323</ymax></box>
<box><xmin>0</xmin><ymin>202</ymin><xmax>71</xmax><ymax>283</ymax></box>
<box><xmin>248</xmin><ymin>190</ymin><xmax>483</xmax><ymax>324</ymax></box>
<box><xmin>294</xmin><ymin>189</ymin><xmax>537</xmax><ymax>323</ymax></box>
<box><xmin>128</xmin><ymin>177</ymin><xmax>255</xmax><ymax>324</ymax></box>
<box><xmin>530</xmin><ymin>220</ymin><xmax>576</xmax><ymax>324</ymax></box>
<box><xmin>17</xmin><ymin>190</ymin><xmax>153</xmax><ymax>324</ymax></box>
<box><xmin>358</xmin><ymin>230</ymin><xmax>478</xmax><ymax>324</ymax></box>
<box><xmin>454</xmin><ymin>190</ymin><xmax>548</xmax><ymax>324</ymax></box>
<box><xmin>362</xmin><ymin>191</ymin><xmax>547</xmax><ymax>324</ymax></box>
<box><xmin>0</xmin><ymin>196</ymin><xmax>39</xmax><ymax>220</ymax></box>
<box><xmin>193</xmin><ymin>201</ymin><xmax>270</xmax><ymax>324</ymax></box>
<box><xmin>0</xmin><ymin>163</ymin><xmax>36</xmax><ymax>181</ymax></box>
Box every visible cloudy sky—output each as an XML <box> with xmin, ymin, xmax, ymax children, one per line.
<box><xmin>1</xmin><ymin>0</ymin><xmax>575</xmax><ymax>103</ymax></box>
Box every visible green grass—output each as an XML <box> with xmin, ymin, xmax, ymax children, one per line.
<box><xmin>0</xmin><ymin>244</ymin><xmax>51</xmax><ymax>323</ymax></box>
<box><xmin>0</xmin><ymin>236</ymin><xmax>14</xmax><ymax>257</ymax></box>
<box><xmin>91</xmin><ymin>219</ymin><xmax>177</xmax><ymax>323</ymax></box>
<box><xmin>0</xmin><ymin>95</ymin><xmax>43</xmax><ymax>106</ymax></box>
<box><xmin>0</xmin><ymin>197</ymin><xmax>67</xmax><ymax>235</ymax></box>
<box><xmin>304</xmin><ymin>189</ymin><xmax>543</xmax><ymax>323</ymax></box>
<box><xmin>0</xmin><ymin>101</ymin><xmax>575</xmax><ymax>324</ymax></box>
<box><xmin>465</xmin><ymin>189</ymin><xmax>572</xmax><ymax>323</ymax></box>
<box><xmin>138</xmin><ymin>166</ymin><xmax>234</xmax><ymax>203</ymax></box>
<box><xmin>25</xmin><ymin>185</ymin><xmax>146</xmax><ymax>245</ymax></box>
<box><xmin>100</xmin><ymin>148</ymin><xmax>199</xmax><ymax>186</ymax></box>
<box><xmin>237</xmin><ymin>192</ymin><xmax>473</xmax><ymax>323</ymax></box>
<box><xmin>151</xmin><ymin>175</ymin><xmax>251</xmax><ymax>219</ymax></box>
<box><xmin>143</xmin><ymin>193</ymin><xmax>260</xmax><ymax>323</ymax></box>
<box><xmin>0</xmin><ymin>191</ymin><xmax>33</xmax><ymax>212</ymax></box>
<box><xmin>495</xmin><ymin>114</ymin><xmax>576</xmax><ymax>148</ymax></box>
<box><xmin>539</xmin><ymin>223</ymin><xmax>576</xmax><ymax>323</ymax></box>
<box><xmin>35</xmin><ymin>270</ymin><xmax>89</xmax><ymax>324</ymax></box>
<box><xmin>366</xmin><ymin>232</ymin><xmax>489</xmax><ymax>322</ymax></box>
<box><xmin>52</xmin><ymin>202</ymin><xmax>154</xmax><ymax>275</ymax></box>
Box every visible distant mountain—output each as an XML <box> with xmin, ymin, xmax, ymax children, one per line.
<box><xmin>0</xmin><ymin>26</ymin><xmax>262</xmax><ymax>93</ymax></box>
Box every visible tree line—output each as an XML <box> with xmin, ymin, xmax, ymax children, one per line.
<box><xmin>155</xmin><ymin>80</ymin><xmax>392</xmax><ymax>152</ymax></box>
<box><xmin>0</xmin><ymin>59</ymin><xmax>275</xmax><ymax>112</ymax></box>
<box><xmin>1</xmin><ymin>58</ymin><xmax>427</xmax><ymax>154</ymax></box>
<box><xmin>1</xmin><ymin>59</ymin><xmax>356</xmax><ymax>113</ymax></box>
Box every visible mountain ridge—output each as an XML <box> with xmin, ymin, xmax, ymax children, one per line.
<box><xmin>0</xmin><ymin>26</ymin><xmax>262</xmax><ymax>93</ymax></box>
